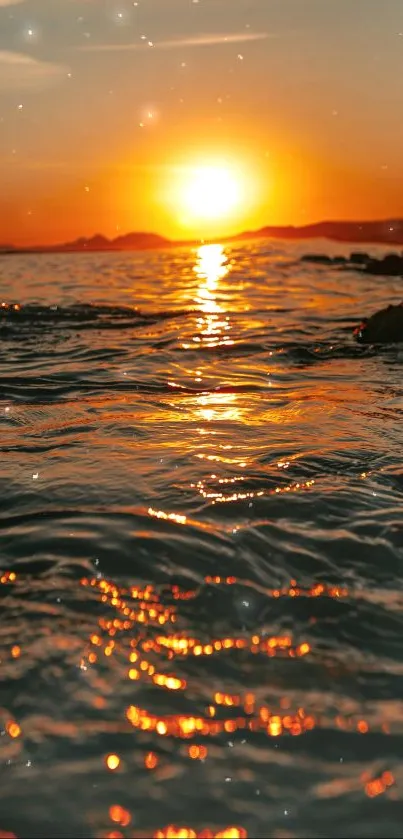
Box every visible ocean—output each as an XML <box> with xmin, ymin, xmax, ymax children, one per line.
<box><xmin>1</xmin><ymin>239</ymin><xmax>402</xmax><ymax>838</ymax></box>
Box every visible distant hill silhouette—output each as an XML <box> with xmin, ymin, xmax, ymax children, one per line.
<box><xmin>2</xmin><ymin>218</ymin><xmax>403</xmax><ymax>254</ymax></box>
<box><xmin>233</xmin><ymin>219</ymin><xmax>403</xmax><ymax>246</ymax></box>
<box><xmin>0</xmin><ymin>231</ymin><xmax>174</xmax><ymax>254</ymax></box>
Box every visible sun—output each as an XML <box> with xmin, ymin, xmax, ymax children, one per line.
<box><xmin>180</xmin><ymin>165</ymin><xmax>242</xmax><ymax>222</ymax></box>
<box><xmin>157</xmin><ymin>155</ymin><xmax>262</xmax><ymax>235</ymax></box>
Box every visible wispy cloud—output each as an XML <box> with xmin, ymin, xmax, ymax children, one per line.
<box><xmin>0</xmin><ymin>0</ymin><xmax>24</xmax><ymax>5</ymax></box>
<box><xmin>0</xmin><ymin>51</ymin><xmax>69</xmax><ymax>91</ymax></box>
<box><xmin>78</xmin><ymin>31</ymin><xmax>272</xmax><ymax>53</ymax></box>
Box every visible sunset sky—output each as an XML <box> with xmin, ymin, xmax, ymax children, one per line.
<box><xmin>1</xmin><ymin>0</ymin><xmax>403</xmax><ymax>245</ymax></box>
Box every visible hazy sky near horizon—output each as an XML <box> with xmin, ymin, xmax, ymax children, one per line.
<box><xmin>1</xmin><ymin>0</ymin><xmax>403</xmax><ymax>244</ymax></box>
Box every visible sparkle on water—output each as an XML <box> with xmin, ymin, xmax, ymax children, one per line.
<box><xmin>0</xmin><ymin>240</ymin><xmax>402</xmax><ymax>838</ymax></box>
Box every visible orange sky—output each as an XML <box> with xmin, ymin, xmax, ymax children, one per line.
<box><xmin>1</xmin><ymin>0</ymin><xmax>403</xmax><ymax>245</ymax></box>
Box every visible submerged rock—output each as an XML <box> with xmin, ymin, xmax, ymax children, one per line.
<box><xmin>354</xmin><ymin>303</ymin><xmax>403</xmax><ymax>343</ymax></box>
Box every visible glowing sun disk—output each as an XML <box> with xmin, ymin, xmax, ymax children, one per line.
<box><xmin>181</xmin><ymin>166</ymin><xmax>242</xmax><ymax>221</ymax></box>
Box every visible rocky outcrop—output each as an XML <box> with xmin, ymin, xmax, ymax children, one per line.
<box><xmin>302</xmin><ymin>251</ymin><xmax>403</xmax><ymax>277</ymax></box>
<box><xmin>301</xmin><ymin>252</ymin><xmax>371</xmax><ymax>268</ymax></box>
<box><xmin>302</xmin><ymin>254</ymin><xmax>346</xmax><ymax>265</ymax></box>
<box><xmin>362</xmin><ymin>254</ymin><xmax>403</xmax><ymax>276</ymax></box>
<box><xmin>354</xmin><ymin>304</ymin><xmax>403</xmax><ymax>343</ymax></box>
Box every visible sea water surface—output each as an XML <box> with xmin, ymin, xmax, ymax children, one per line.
<box><xmin>1</xmin><ymin>240</ymin><xmax>402</xmax><ymax>839</ymax></box>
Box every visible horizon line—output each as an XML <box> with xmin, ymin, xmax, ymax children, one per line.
<box><xmin>2</xmin><ymin>217</ymin><xmax>403</xmax><ymax>252</ymax></box>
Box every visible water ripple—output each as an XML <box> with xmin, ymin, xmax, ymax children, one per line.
<box><xmin>0</xmin><ymin>242</ymin><xmax>402</xmax><ymax>838</ymax></box>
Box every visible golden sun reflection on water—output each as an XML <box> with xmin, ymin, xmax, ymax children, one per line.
<box><xmin>193</xmin><ymin>244</ymin><xmax>234</xmax><ymax>349</ymax></box>
<box><xmin>190</xmin><ymin>244</ymin><xmax>242</xmax><ymax>426</ymax></box>
<box><xmin>195</xmin><ymin>244</ymin><xmax>229</xmax><ymax>298</ymax></box>
<box><xmin>195</xmin><ymin>244</ymin><xmax>229</xmax><ymax>295</ymax></box>
<box><xmin>182</xmin><ymin>244</ymin><xmax>234</xmax><ymax>352</ymax></box>
<box><xmin>195</xmin><ymin>391</ymin><xmax>240</xmax><ymax>425</ymax></box>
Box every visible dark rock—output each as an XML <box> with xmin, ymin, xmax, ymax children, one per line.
<box><xmin>301</xmin><ymin>253</ymin><xmax>356</xmax><ymax>267</ymax></box>
<box><xmin>349</xmin><ymin>252</ymin><xmax>370</xmax><ymax>265</ymax></box>
<box><xmin>363</xmin><ymin>253</ymin><xmax>403</xmax><ymax>276</ymax></box>
<box><xmin>301</xmin><ymin>250</ymin><xmax>403</xmax><ymax>275</ymax></box>
<box><xmin>354</xmin><ymin>304</ymin><xmax>403</xmax><ymax>343</ymax></box>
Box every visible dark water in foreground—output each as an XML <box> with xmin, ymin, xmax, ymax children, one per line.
<box><xmin>1</xmin><ymin>240</ymin><xmax>403</xmax><ymax>839</ymax></box>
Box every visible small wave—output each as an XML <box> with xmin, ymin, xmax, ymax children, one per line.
<box><xmin>0</xmin><ymin>302</ymin><xmax>196</xmax><ymax>331</ymax></box>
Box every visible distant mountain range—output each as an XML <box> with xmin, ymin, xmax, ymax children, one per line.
<box><xmin>2</xmin><ymin>219</ymin><xmax>403</xmax><ymax>254</ymax></box>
